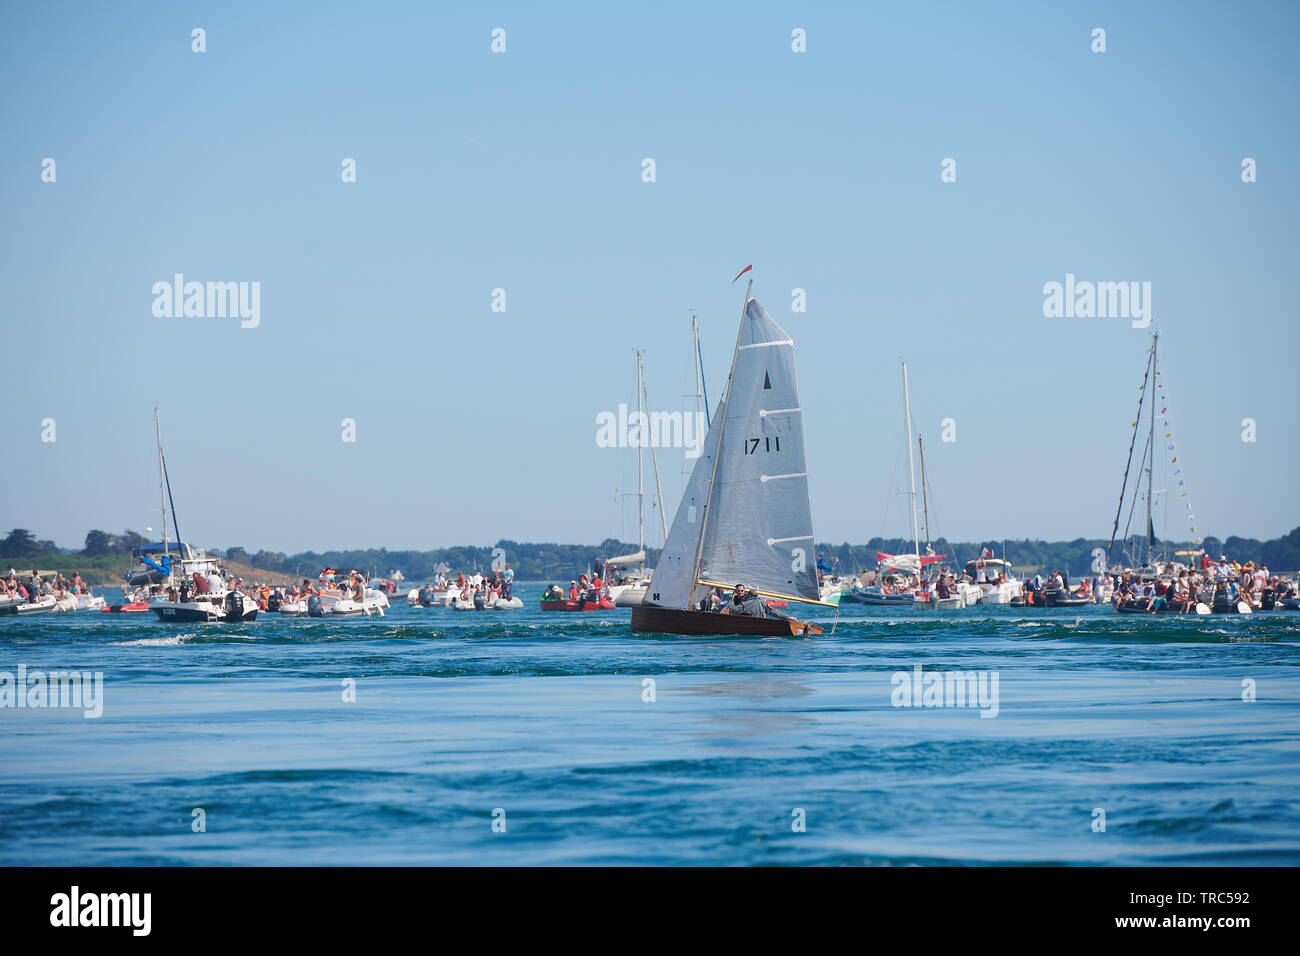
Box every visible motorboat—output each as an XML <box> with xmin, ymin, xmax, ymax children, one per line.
<box><xmin>963</xmin><ymin>557</ymin><xmax>1022</xmax><ymax>605</ymax></box>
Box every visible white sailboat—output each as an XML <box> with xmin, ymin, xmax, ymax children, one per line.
<box><xmin>847</xmin><ymin>361</ymin><xmax>946</xmax><ymax>606</ymax></box>
<box><xmin>606</xmin><ymin>350</ymin><xmax>670</xmax><ymax>606</ymax></box>
<box><xmin>144</xmin><ymin>408</ymin><xmax>258</xmax><ymax>623</ymax></box>
<box><xmin>631</xmin><ymin>277</ymin><xmax>830</xmax><ymax>636</ymax></box>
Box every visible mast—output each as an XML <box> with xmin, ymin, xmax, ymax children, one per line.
<box><xmin>693</xmin><ymin>313</ymin><xmax>711</xmax><ymax>428</ymax></box>
<box><xmin>1146</xmin><ymin>331</ymin><xmax>1158</xmax><ymax>567</ymax></box>
<box><xmin>902</xmin><ymin>362</ymin><xmax>921</xmax><ymax>560</ymax></box>
<box><xmin>918</xmin><ymin>434</ymin><xmax>932</xmax><ymax>554</ymax></box>
<box><xmin>154</xmin><ymin>407</ymin><xmax>169</xmax><ymax>577</ymax></box>
<box><xmin>640</xmin><ymin>358</ymin><xmax>669</xmax><ymax>545</ymax></box>
<box><xmin>689</xmin><ymin>277</ymin><xmax>751</xmax><ymax>609</ymax></box>
<box><xmin>636</xmin><ymin>350</ymin><xmax>645</xmax><ymax>569</ymax></box>
<box><xmin>1107</xmin><ymin>337</ymin><xmax>1155</xmax><ymax>567</ymax></box>
<box><xmin>162</xmin><ymin>448</ymin><xmax>182</xmax><ymax>556</ymax></box>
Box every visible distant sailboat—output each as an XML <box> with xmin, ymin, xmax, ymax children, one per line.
<box><xmin>631</xmin><ymin>278</ymin><xmax>830</xmax><ymax>636</ymax></box>
<box><xmin>605</xmin><ymin>350</ymin><xmax>669</xmax><ymax>606</ymax></box>
<box><xmin>847</xmin><ymin>361</ymin><xmax>946</xmax><ymax>606</ymax></box>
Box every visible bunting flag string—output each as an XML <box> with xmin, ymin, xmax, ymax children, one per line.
<box><xmin>1149</xmin><ymin>369</ymin><xmax>1202</xmax><ymax>547</ymax></box>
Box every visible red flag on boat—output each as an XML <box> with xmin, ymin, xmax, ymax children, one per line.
<box><xmin>732</xmin><ymin>264</ymin><xmax>752</xmax><ymax>283</ymax></box>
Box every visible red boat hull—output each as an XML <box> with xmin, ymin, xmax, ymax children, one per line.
<box><xmin>630</xmin><ymin>605</ymin><xmax>821</xmax><ymax>636</ymax></box>
<box><xmin>540</xmin><ymin>599</ymin><xmax>616</xmax><ymax>612</ymax></box>
<box><xmin>102</xmin><ymin>602</ymin><xmax>151</xmax><ymax>613</ymax></box>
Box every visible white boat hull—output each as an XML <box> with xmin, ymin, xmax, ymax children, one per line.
<box><xmin>609</xmin><ymin>582</ymin><xmax>648</xmax><ymax>606</ymax></box>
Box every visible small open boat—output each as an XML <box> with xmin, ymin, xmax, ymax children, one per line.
<box><xmin>102</xmin><ymin>601</ymin><xmax>151</xmax><ymax>613</ymax></box>
<box><xmin>848</xmin><ymin>586</ymin><xmax>916</xmax><ymax>606</ymax></box>
<box><xmin>541</xmin><ymin>597</ymin><xmax>616</xmax><ymax>612</ymax></box>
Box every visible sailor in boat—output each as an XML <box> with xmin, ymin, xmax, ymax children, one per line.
<box><xmin>1237</xmin><ymin>562</ymin><xmax>1257</xmax><ymax>602</ymax></box>
<box><xmin>697</xmin><ymin>587</ymin><xmax>725</xmax><ymax>613</ymax></box>
<box><xmin>567</xmin><ymin>580</ymin><xmax>580</xmax><ymax>603</ymax></box>
<box><xmin>1169</xmin><ymin>573</ymin><xmax>1194</xmax><ymax>613</ymax></box>
<box><xmin>717</xmin><ymin>584</ymin><xmax>793</xmax><ymax>620</ymax></box>
<box><xmin>1143</xmin><ymin>580</ymin><xmax>1166</xmax><ymax>612</ymax></box>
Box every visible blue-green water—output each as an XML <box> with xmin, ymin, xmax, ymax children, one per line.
<box><xmin>2</xmin><ymin>585</ymin><xmax>1298</xmax><ymax>865</ymax></box>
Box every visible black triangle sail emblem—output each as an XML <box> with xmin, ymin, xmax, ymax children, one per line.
<box><xmin>763</xmin><ymin>371</ymin><xmax>771</xmax><ymax>390</ymax></box>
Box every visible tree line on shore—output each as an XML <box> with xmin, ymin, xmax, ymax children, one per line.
<box><xmin>4</xmin><ymin>527</ymin><xmax>1300</xmax><ymax>585</ymax></box>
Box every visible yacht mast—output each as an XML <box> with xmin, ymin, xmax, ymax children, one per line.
<box><xmin>693</xmin><ymin>313</ymin><xmax>710</xmax><ymax>428</ymax></box>
<box><xmin>902</xmin><ymin>362</ymin><xmax>921</xmax><ymax>559</ymax></box>
<box><xmin>636</xmin><ymin>350</ymin><xmax>645</xmax><ymax>567</ymax></box>
<box><xmin>1146</xmin><ymin>331</ymin><xmax>1158</xmax><ymax>567</ymax></box>
<box><xmin>918</xmin><ymin>434</ymin><xmax>932</xmax><ymax>554</ymax></box>
<box><xmin>639</xmin><ymin>357</ymin><xmax>669</xmax><ymax>545</ymax></box>
<box><xmin>154</xmin><ymin>407</ymin><xmax>169</xmax><ymax>573</ymax></box>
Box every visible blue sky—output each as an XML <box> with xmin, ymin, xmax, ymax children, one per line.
<box><xmin>1</xmin><ymin>1</ymin><xmax>1297</xmax><ymax>555</ymax></box>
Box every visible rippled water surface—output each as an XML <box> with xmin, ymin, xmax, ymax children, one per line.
<box><xmin>2</xmin><ymin>585</ymin><xmax>1298</xmax><ymax>865</ymax></box>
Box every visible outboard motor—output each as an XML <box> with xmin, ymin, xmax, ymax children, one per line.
<box><xmin>267</xmin><ymin>591</ymin><xmax>282</xmax><ymax>613</ymax></box>
<box><xmin>419</xmin><ymin>586</ymin><xmax>433</xmax><ymax>608</ymax></box>
<box><xmin>224</xmin><ymin>591</ymin><xmax>245</xmax><ymax>621</ymax></box>
<box><xmin>473</xmin><ymin>589</ymin><xmax>486</xmax><ymax>610</ymax></box>
<box><xmin>1213</xmin><ymin>585</ymin><xmax>1232</xmax><ymax>613</ymax></box>
<box><xmin>307</xmin><ymin>594</ymin><xmax>324</xmax><ymax>618</ymax></box>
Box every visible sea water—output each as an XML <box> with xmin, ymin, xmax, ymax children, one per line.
<box><xmin>1</xmin><ymin>585</ymin><xmax>1297</xmax><ymax>865</ymax></box>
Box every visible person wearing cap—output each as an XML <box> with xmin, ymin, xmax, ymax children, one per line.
<box><xmin>567</xmin><ymin>580</ymin><xmax>579</xmax><ymax>602</ymax></box>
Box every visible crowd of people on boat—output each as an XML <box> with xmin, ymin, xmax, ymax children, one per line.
<box><xmin>1108</xmin><ymin>558</ymin><xmax>1294</xmax><ymax>613</ymax></box>
<box><xmin>541</xmin><ymin>567</ymin><xmax>607</xmax><ymax>606</ymax></box>
<box><xmin>2</xmin><ymin>568</ymin><xmax>95</xmax><ymax>604</ymax></box>
<box><xmin>857</xmin><ymin>558</ymin><xmax>1011</xmax><ymax>600</ymax></box>
<box><xmin>410</xmin><ymin>566</ymin><xmax>518</xmax><ymax>608</ymax></box>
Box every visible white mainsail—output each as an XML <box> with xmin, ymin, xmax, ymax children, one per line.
<box><xmin>644</xmin><ymin>295</ymin><xmax>822</xmax><ymax>609</ymax></box>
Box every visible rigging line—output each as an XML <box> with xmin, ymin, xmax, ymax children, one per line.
<box><xmin>1120</xmin><ymin>430</ymin><xmax>1152</xmax><ymax>564</ymax></box>
<box><xmin>160</xmin><ymin>449</ymin><xmax>182</xmax><ymax>550</ymax></box>
<box><xmin>1107</xmin><ymin>343</ymin><xmax>1155</xmax><ymax>563</ymax></box>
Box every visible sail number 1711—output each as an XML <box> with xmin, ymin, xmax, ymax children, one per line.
<box><xmin>743</xmin><ymin>437</ymin><xmax>780</xmax><ymax>454</ymax></box>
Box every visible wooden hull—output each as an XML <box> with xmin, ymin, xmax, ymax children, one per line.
<box><xmin>630</xmin><ymin>605</ymin><xmax>822</xmax><ymax>636</ymax></box>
